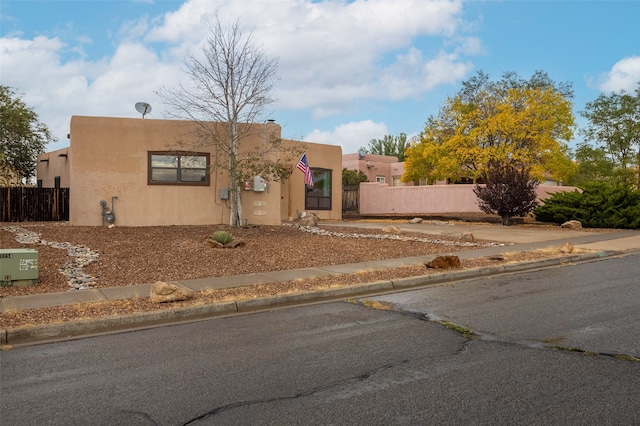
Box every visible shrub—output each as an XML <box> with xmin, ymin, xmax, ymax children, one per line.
<box><xmin>210</xmin><ymin>230</ymin><xmax>234</xmax><ymax>245</ymax></box>
<box><xmin>473</xmin><ymin>160</ymin><xmax>539</xmax><ymax>226</ymax></box>
<box><xmin>342</xmin><ymin>168</ymin><xmax>369</xmax><ymax>186</ymax></box>
<box><xmin>534</xmin><ymin>182</ymin><xmax>640</xmax><ymax>228</ymax></box>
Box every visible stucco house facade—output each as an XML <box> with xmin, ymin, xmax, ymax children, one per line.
<box><xmin>342</xmin><ymin>152</ymin><xmax>407</xmax><ymax>186</ymax></box>
<box><xmin>36</xmin><ymin>147</ymin><xmax>70</xmax><ymax>188</ymax></box>
<box><xmin>37</xmin><ymin>116</ymin><xmax>342</xmax><ymax>226</ymax></box>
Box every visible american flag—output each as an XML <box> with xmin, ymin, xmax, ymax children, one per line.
<box><xmin>295</xmin><ymin>153</ymin><xmax>313</xmax><ymax>187</ymax></box>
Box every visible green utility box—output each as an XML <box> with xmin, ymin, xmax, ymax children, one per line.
<box><xmin>0</xmin><ymin>249</ymin><xmax>39</xmax><ymax>287</ymax></box>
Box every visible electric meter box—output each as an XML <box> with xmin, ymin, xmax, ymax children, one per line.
<box><xmin>0</xmin><ymin>249</ymin><xmax>39</xmax><ymax>287</ymax></box>
<box><xmin>253</xmin><ymin>176</ymin><xmax>266</xmax><ymax>192</ymax></box>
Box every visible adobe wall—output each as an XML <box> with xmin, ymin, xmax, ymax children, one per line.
<box><xmin>284</xmin><ymin>141</ymin><xmax>343</xmax><ymax>221</ymax></box>
<box><xmin>342</xmin><ymin>153</ymin><xmax>405</xmax><ymax>184</ymax></box>
<box><xmin>36</xmin><ymin>147</ymin><xmax>70</xmax><ymax>188</ymax></box>
<box><xmin>66</xmin><ymin>116</ymin><xmax>342</xmax><ymax>226</ymax></box>
<box><xmin>359</xmin><ymin>183</ymin><xmax>577</xmax><ymax>215</ymax></box>
<box><xmin>69</xmin><ymin>116</ymin><xmax>285</xmax><ymax>226</ymax></box>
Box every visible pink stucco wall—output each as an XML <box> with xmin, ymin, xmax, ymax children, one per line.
<box><xmin>359</xmin><ymin>183</ymin><xmax>577</xmax><ymax>215</ymax></box>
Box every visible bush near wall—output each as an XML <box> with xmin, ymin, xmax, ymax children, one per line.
<box><xmin>533</xmin><ymin>182</ymin><xmax>640</xmax><ymax>229</ymax></box>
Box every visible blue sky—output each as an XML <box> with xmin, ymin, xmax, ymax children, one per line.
<box><xmin>1</xmin><ymin>0</ymin><xmax>639</xmax><ymax>154</ymax></box>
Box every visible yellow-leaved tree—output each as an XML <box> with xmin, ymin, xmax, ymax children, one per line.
<box><xmin>403</xmin><ymin>71</ymin><xmax>577</xmax><ymax>185</ymax></box>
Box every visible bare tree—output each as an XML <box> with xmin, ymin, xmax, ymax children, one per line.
<box><xmin>158</xmin><ymin>17</ymin><xmax>299</xmax><ymax>225</ymax></box>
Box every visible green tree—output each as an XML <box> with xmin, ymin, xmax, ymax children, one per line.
<box><xmin>362</xmin><ymin>133</ymin><xmax>408</xmax><ymax>161</ymax></box>
<box><xmin>0</xmin><ymin>85</ymin><xmax>56</xmax><ymax>183</ymax></box>
<box><xmin>566</xmin><ymin>142</ymin><xmax>619</xmax><ymax>187</ymax></box>
<box><xmin>473</xmin><ymin>160</ymin><xmax>539</xmax><ymax>226</ymax></box>
<box><xmin>580</xmin><ymin>83</ymin><xmax>640</xmax><ymax>186</ymax></box>
<box><xmin>403</xmin><ymin>71</ymin><xmax>576</xmax><ymax>185</ymax></box>
<box><xmin>342</xmin><ymin>168</ymin><xmax>368</xmax><ymax>186</ymax></box>
<box><xmin>158</xmin><ymin>18</ymin><xmax>301</xmax><ymax>226</ymax></box>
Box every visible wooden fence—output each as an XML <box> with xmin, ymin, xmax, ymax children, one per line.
<box><xmin>0</xmin><ymin>187</ymin><xmax>70</xmax><ymax>222</ymax></box>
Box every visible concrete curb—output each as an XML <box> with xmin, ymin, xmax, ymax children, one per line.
<box><xmin>0</xmin><ymin>251</ymin><xmax>616</xmax><ymax>346</ymax></box>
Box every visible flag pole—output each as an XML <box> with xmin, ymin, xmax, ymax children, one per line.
<box><xmin>292</xmin><ymin>153</ymin><xmax>305</xmax><ymax>172</ymax></box>
<box><xmin>288</xmin><ymin>175</ymin><xmax>293</xmax><ymax>221</ymax></box>
<box><xmin>289</xmin><ymin>153</ymin><xmax>309</xmax><ymax>221</ymax></box>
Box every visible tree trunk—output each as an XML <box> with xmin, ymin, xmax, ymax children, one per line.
<box><xmin>501</xmin><ymin>215</ymin><xmax>511</xmax><ymax>226</ymax></box>
<box><xmin>229</xmin><ymin>123</ymin><xmax>241</xmax><ymax>226</ymax></box>
<box><xmin>229</xmin><ymin>182</ymin><xmax>242</xmax><ymax>226</ymax></box>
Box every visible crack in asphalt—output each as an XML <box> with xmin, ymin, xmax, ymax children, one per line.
<box><xmin>353</xmin><ymin>299</ymin><xmax>640</xmax><ymax>363</ymax></box>
<box><xmin>180</xmin><ymin>360</ymin><xmax>410</xmax><ymax>425</ymax></box>
<box><xmin>180</xmin><ymin>305</ymin><xmax>480</xmax><ymax>425</ymax></box>
<box><xmin>181</xmin><ymin>299</ymin><xmax>637</xmax><ymax>425</ymax></box>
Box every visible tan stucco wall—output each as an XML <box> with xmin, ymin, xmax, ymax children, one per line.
<box><xmin>67</xmin><ymin>116</ymin><xmax>342</xmax><ymax>226</ymax></box>
<box><xmin>36</xmin><ymin>147</ymin><xmax>70</xmax><ymax>188</ymax></box>
<box><xmin>285</xmin><ymin>140</ymin><xmax>343</xmax><ymax>221</ymax></box>
<box><xmin>359</xmin><ymin>183</ymin><xmax>577</xmax><ymax>215</ymax></box>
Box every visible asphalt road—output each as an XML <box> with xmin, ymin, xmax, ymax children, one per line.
<box><xmin>370</xmin><ymin>253</ymin><xmax>640</xmax><ymax>358</ymax></box>
<box><xmin>1</xmin><ymin>255</ymin><xmax>639</xmax><ymax>425</ymax></box>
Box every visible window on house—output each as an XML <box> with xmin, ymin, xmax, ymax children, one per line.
<box><xmin>376</xmin><ymin>176</ymin><xmax>386</xmax><ymax>183</ymax></box>
<box><xmin>305</xmin><ymin>168</ymin><xmax>332</xmax><ymax>210</ymax></box>
<box><xmin>54</xmin><ymin>176</ymin><xmax>61</xmax><ymax>189</ymax></box>
<box><xmin>148</xmin><ymin>152</ymin><xmax>210</xmax><ymax>186</ymax></box>
<box><xmin>392</xmin><ymin>176</ymin><xmax>402</xmax><ymax>187</ymax></box>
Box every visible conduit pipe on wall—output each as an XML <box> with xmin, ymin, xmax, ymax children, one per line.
<box><xmin>100</xmin><ymin>196</ymin><xmax>117</xmax><ymax>226</ymax></box>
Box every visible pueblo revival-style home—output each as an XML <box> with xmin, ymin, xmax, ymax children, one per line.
<box><xmin>37</xmin><ymin>116</ymin><xmax>343</xmax><ymax>226</ymax></box>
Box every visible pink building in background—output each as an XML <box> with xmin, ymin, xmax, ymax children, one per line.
<box><xmin>342</xmin><ymin>152</ymin><xmax>408</xmax><ymax>186</ymax></box>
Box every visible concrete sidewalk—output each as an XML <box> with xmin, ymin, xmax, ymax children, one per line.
<box><xmin>2</xmin><ymin>222</ymin><xmax>639</xmax><ymax>345</ymax></box>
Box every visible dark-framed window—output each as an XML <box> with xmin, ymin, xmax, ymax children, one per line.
<box><xmin>148</xmin><ymin>151</ymin><xmax>210</xmax><ymax>186</ymax></box>
<box><xmin>54</xmin><ymin>176</ymin><xmax>61</xmax><ymax>189</ymax></box>
<box><xmin>305</xmin><ymin>168</ymin><xmax>332</xmax><ymax>210</ymax></box>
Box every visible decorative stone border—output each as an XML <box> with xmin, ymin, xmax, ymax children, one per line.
<box><xmin>284</xmin><ymin>223</ymin><xmax>510</xmax><ymax>248</ymax></box>
<box><xmin>2</xmin><ymin>226</ymin><xmax>99</xmax><ymax>290</ymax></box>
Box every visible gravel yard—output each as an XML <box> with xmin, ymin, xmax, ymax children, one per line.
<box><xmin>0</xmin><ymin>219</ymin><xmax>574</xmax><ymax>328</ymax></box>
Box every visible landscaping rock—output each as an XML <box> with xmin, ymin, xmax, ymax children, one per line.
<box><xmin>206</xmin><ymin>239</ymin><xmax>224</xmax><ymax>248</ymax></box>
<box><xmin>485</xmin><ymin>254</ymin><xmax>505</xmax><ymax>261</ymax></box>
<box><xmin>409</xmin><ymin>217</ymin><xmax>423</xmax><ymax>224</ymax></box>
<box><xmin>460</xmin><ymin>232</ymin><xmax>475</xmax><ymax>243</ymax></box>
<box><xmin>225</xmin><ymin>240</ymin><xmax>245</xmax><ymax>248</ymax></box>
<box><xmin>559</xmin><ymin>242</ymin><xmax>575</xmax><ymax>253</ymax></box>
<box><xmin>425</xmin><ymin>255</ymin><xmax>461</xmax><ymax>269</ymax></box>
<box><xmin>561</xmin><ymin>220</ymin><xmax>582</xmax><ymax>230</ymax></box>
<box><xmin>299</xmin><ymin>212</ymin><xmax>319</xmax><ymax>227</ymax></box>
<box><xmin>150</xmin><ymin>281</ymin><xmax>191</xmax><ymax>303</ymax></box>
<box><xmin>382</xmin><ymin>225</ymin><xmax>402</xmax><ymax>234</ymax></box>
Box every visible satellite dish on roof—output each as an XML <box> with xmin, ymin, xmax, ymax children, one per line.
<box><xmin>135</xmin><ymin>102</ymin><xmax>152</xmax><ymax>118</ymax></box>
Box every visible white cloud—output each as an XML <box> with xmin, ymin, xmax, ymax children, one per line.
<box><xmin>598</xmin><ymin>56</ymin><xmax>640</xmax><ymax>93</ymax></box>
<box><xmin>305</xmin><ymin>120</ymin><xmax>389</xmax><ymax>155</ymax></box>
<box><xmin>1</xmin><ymin>0</ymin><xmax>476</xmax><ymax>150</ymax></box>
<box><xmin>144</xmin><ymin>0</ymin><xmax>471</xmax><ymax>116</ymax></box>
<box><xmin>1</xmin><ymin>33</ymin><xmax>179</xmax><ymax>150</ymax></box>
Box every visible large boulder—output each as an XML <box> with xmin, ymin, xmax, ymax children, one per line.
<box><xmin>561</xmin><ymin>220</ymin><xmax>582</xmax><ymax>230</ymax></box>
<box><xmin>409</xmin><ymin>217</ymin><xmax>423</xmax><ymax>224</ymax></box>
<box><xmin>425</xmin><ymin>255</ymin><xmax>461</xmax><ymax>269</ymax></box>
<box><xmin>150</xmin><ymin>281</ymin><xmax>191</xmax><ymax>303</ymax></box>
<box><xmin>299</xmin><ymin>212</ymin><xmax>319</xmax><ymax>227</ymax></box>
